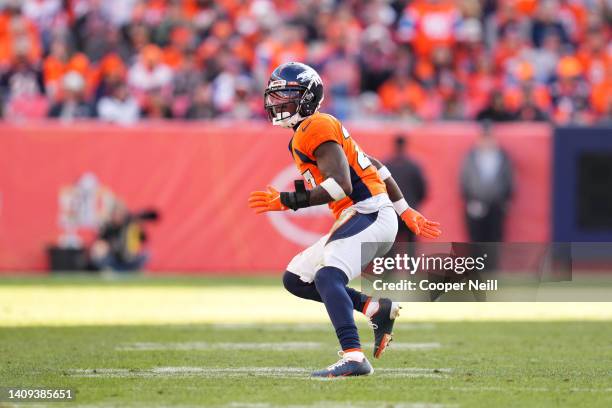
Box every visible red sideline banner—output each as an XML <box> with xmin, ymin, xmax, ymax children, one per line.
<box><xmin>0</xmin><ymin>121</ymin><xmax>550</xmax><ymax>273</ymax></box>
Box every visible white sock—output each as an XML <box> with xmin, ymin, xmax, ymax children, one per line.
<box><xmin>364</xmin><ymin>299</ymin><xmax>380</xmax><ymax>318</ymax></box>
<box><xmin>343</xmin><ymin>350</ymin><xmax>365</xmax><ymax>362</ymax></box>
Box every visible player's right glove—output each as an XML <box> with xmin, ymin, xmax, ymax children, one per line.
<box><xmin>394</xmin><ymin>200</ymin><xmax>441</xmax><ymax>238</ymax></box>
<box><xmin>248</xmin><ymin>186</ymin><xmax>288</xmax><ymax>214</ymax></box>
<box><xmin>248</xmin><ymin>181</ymin><xmax>311</xmax><ymax>214</ymax></box>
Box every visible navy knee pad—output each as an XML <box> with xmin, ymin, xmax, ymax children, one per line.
<box><xmin>283</xmin><ymin>271</ymin><xmax>322</xmax><ymax>302</ymax></box>
<box><xmin>284</xmin><ymin>270</ymin><xmax>368</xmax><ymax>312</ymax></box>
<box><xmin>314</xmin><ymin>265</ymin><xmax>349</xmax><ymax>288</ymax></box>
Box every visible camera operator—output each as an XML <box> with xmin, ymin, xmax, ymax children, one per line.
<box><xmin>90</xmin><ymin>201</ymin><xmax>159</xmax><ymax>272</ymax></box>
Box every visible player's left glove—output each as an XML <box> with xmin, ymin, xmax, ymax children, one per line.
<box><xmin>248</xmin><ymin>180</ymin><xmax>311</xmax><ymax>214</ymax></box>
<box><xmin>392</xmin><ymin>198</ymin><xmax>441</xmax><ymax>238</ymax></box>
<box><xmin>248</xmin><ymin>186</ymin><xmax>288</xmax><ymax>214</ymax></box>
<box><xmin>400</xmin><ymin>207</ymin><xmax>442</xmax><ymax>239</ymax></box>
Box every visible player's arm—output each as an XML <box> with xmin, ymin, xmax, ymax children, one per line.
<box><xmin>248</xmin><ymin>142</ymin><xmax>351</xmax><ymax>213</ymax></box>
<box><xmin>307</xmin><ymin>141</ymin><xmax>352</xmax><ymax>206</ymax></box>
<box><xmin>368</xmin><ymin>155</ymin><xmax>442</xmax><ymax>238</ymax></box>
<box><xmin>367</xmin><ymin>156</ymin><xmax>403</xmax><ymax>203</ymax></box>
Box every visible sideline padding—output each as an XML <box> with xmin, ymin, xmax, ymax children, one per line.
<box><xmin>0</xmin><ymin>122</ymin><xmax>551</xmax><ymax>272</ymax></box>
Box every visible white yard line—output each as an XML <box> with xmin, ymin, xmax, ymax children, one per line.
<box><xmin>117</xmin><ymin>341</ymin><xmax>441</xmax><ymax>352</ymax></box>
<box><xmin>116</xmin><ymin>342</ymin><xmax>323</xmax><ymax>351</ymax></box>
<box><xmin>449</xmin><ymin>386</ymin><xmax>612</xmax><ymax>393</ymax></box>
<box><xmin>68</xmin><ymin>366</ymin><xmax>452</xmax><ymax>379</ymax></box>
<box><xmin>209</xmin><ymin>323</ymin><xmax>436</xmax><ymax>331</ymax></box>
<box><xmin>67</xmin><ymin>366</ymin><xmax>612</xmax><ymax>393</ymax></box>
<box><xmin>226</xmin><ymin>402</ymin><xmax>457</xmax><ymax>408</ymax></box>
<box><xmin>69</xmin><ymin>367</ymin><xmax>309</xmax><ymax>378</ymax></box>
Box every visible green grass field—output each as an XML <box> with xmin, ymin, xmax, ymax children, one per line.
<box><xmin>1</xmin><ymin>274</ymin><xmax>611</xmax><ymax>408</ymax></box>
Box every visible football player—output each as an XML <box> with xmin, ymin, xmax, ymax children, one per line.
<box><xmin>248</xmin><ymin>62</ymin><xmax>441</xmax><ymax>377</ymax></box>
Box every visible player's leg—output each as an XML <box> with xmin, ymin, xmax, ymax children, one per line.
<box><xmin>310</xmin><ymin>264</ymin><xmax>373</xmax><ymax>377</ymax></box>
<box><xmin>310</xmin><ymin>210</ymin><xmax>387</xmax><ymax>377</ymax></box>
<box><xmin>324</xmin><ymin>206</ymin><xmax>400</xmax><ymax>360</ymax></box>
<box><xmin>314</xmin><ymin>266</ymin><xmax>362</xmax><ymax>353</ymax></box>
<box><xmin>281</xmin><ymin>229</ymin><xmax>372</xmax><ymax>377</ymax></box>
<box><xmin>285</xmin><ymin>208</ymin><xmax>398</xmax><ymax>376</ymax></box>
<box><xmin>283</xmin><ymin>271</ymin><xmax>394</xmax><ymax>350</ymax></box>
<box><xmin>362</xmin><ymin>206</ymin><xmax>402</xmax><ymax>358</ymax></box>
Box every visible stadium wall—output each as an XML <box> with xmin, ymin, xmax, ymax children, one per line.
<box><xmin>0</xmin><ymin>121</ymin><xmax>551</xmax><ymax>273</ymax></box>
<box><xmin>553</xmin><ymin>126</ymin><xmax>612</xmax><ymax>244</ymax></box>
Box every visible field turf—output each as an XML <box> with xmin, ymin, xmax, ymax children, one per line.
<box><xmin>0</xmin><ymin>274</ymin><xmax>611</xmax><ymax>408</ymax></box>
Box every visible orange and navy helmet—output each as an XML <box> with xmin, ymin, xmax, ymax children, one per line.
<box><xmin>264</xmin><ymin>62</ymin><xmax>324</xmax><ymax>128</ymax></box>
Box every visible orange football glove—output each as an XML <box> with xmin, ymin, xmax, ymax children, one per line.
<box><xmin>248</xmin><ymin>186</ymin><xmax>288</xmax><ymax>214</ymax></box>
<box><xmin>400</xmin><ymin>207</ymin><xmax>442</xmax><ymax>239</ymax></box>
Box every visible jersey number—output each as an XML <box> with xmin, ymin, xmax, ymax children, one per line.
<box><xmin>355</xmin><ymin>144</ymin><xmax>372</xmax><ymax>170</ymax></box>
<box><xmin>342</xmin><ymin>125</ymin><xmax>371</xmax><ymax>170</ymax></box>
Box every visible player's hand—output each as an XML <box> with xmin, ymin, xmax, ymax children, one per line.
<box><xmin>400</xmin><ymin>208</ymin><xmax>442</xmax><ymax>238</ymax></box>
<box><xmin>248</xmin><ymin>186</ymin><xmax>288</xmax><ymax>214</ymax></box>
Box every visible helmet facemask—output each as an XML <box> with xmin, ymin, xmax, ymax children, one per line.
<box><xmin>264</xmin><ymin>85</ymin><xmax>317</xmax><ymax>128</ymax></box>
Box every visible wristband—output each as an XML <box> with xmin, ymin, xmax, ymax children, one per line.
<box><xmin>377</xmin><ymin>165</ymin><xmax>392</xmax><ymax>181</ymax></box>
<box><xmin>392</xmin><ymin>198</ymin><xmax>410</xmax><ymax>216</ymax></box>
<box><xmin>280</xmin><ymin>180</ymin><xmax>311</xmax><ymax>211</ymax></box>
<box><xmin>320</xmin><ymin>178</ymin><xmax>347</xmax><ymax>201</ymax></box>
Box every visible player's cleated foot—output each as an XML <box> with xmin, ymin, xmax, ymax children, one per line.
<box><xmin>369</xmin><ymin>298</ymin><xmax>401</xmax><ymax>359</ymax></box>
<box><xmin>311</xmin><ymin>351</ymin><xmax>374</xmax><ymax>378</ymax></box>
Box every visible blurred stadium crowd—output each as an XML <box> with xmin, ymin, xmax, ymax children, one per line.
<box><xmin>0</xmin><ymin>0</ymin><xmax>610</xmax><ymax>124</ymax></box>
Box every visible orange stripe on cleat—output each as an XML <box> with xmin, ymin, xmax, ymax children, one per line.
<box><xmin>374</xmin><ymin>333</ymin><xmax>393</xmax><ymax>359</ymax></box>
<box><xmin>362</xmin><ymin>297</ymin><xmax>371</xmax><ymax>314</ymax></box>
